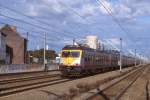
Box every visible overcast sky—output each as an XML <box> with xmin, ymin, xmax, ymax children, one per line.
<box><xmin>0</xmin><ymin>0</ymin><xmax>150</xmax><ymax>58</ymax></box>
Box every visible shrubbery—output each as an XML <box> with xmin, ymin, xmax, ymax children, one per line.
<box><xmin>0</xmin><ymin>60</ymin><xmax>5</xmax><ymax>65</ymax></box>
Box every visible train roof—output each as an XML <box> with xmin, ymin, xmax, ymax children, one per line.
<box><xmin>62</xmin><ymin>45</ymin><xmax>136</xmax><ymax>59</ymax></box>
<box><xmin>62</xmin><ymin>45</ymin><xmax>120</xmax><ymax>55</ymax></box>
<box><xmin>62</xmin><ymin>45</ymin><xmax>93</xmax><ymax>51</ymax></box>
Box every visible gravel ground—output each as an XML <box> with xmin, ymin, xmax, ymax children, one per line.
<box><xmin>0</xmin><ymin>67</ymin><xmax>134</xmax><ymax>100</ymax></box>
<box><xmin>90</xmin><ymin>65</ymin><xmax>149</xmax><ymax>100</ymax></box>
<box><xmin>120</xmin><ymin>65</ymin><xmax>150</xmax><ymax>100</ymax></box>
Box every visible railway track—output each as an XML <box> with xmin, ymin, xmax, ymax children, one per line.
<box><xmin>0</xmin><ymin>70</ymin><xmax>59</xmax><ymax>81</ymax></box>
<box><xmin>0</xmin><ymin>65</ymin><xmax>147</xmax><ymax>99</ymax></box>
<box><xmin>0</xmin><ymin>73</ymin><xmax>60</xmax><ymax>84</ymax></box>
<box><xmin>0</xmin><ymin>71</ymin><xmax>72</xmax><ymax>97</ymax></box>
<box><xmin>146</xmin><ymin>80</ymin><xmax>149</xmax><ymax>100</ymax></box>
<box><xmin>85</xmin><ymin>65</ymin><xmax>147</xmax><ymax>100</ymax></box>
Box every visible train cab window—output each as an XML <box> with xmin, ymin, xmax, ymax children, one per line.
<box><xmin>62</xmin><ymin>51</ymin><xmax>80</xmax><ymax>57</ymax></box>
<box><xmin>71</xmin><ymin>52</ymin><xmax>80</xmax><ymax>57</ymax></box>
<box><xmin>62</xmin><ymin>51</ymin><xmax>70</xmax><ymax>57</ymax></box>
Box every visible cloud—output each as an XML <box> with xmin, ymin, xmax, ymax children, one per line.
<box><xmin>41</xmin><ymin>0</ymin><xmax>67</xmax><ymax>14</ymax></box>
<box><xmin>78</xmin><ymin>3</ymin><xmax>99</xmax><ymax>18</ymax></box>
<box><xmin>0</xmin><ymin>0</ymin><xmax>150</xmax><ymax>56</ymax></box>
<box><xmin>127</xmin><ymin>49</ymin><xmax>135</xmax><ymax>56</ymax></box>
<box><xmin>108</xmin><ymin>38</ymin><xmax>120</xmax><ymax>45</ymax></box>
<box><xmin>100</xmin><ymin>38</ymin><xmax>120</xmax><ymax>51</ymax></box>
<box><xmin>114</xmin><ymin>0</ymin><xmax>150</xmax><ymax>19</ymax></box>
<box><xmin>27</xmin><ymin>4</ymin><xmax>39</xmax><ymax>16</ymax></box>
<box><xmin>95</xmin><ymin>0</ymin><xmax>150</xmax><ymax>23</ymax></box>
<box><xmin>114</xmin><ymin>4</ymin><xmax>132</xmax><ymax>19</ymax></box>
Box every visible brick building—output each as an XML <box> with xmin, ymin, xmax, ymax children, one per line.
<box><xmin>0</xmin><ymin>32</ymin><xmax>6</xmax><ymax>63</ymax></box>
<box><xmin>0</xmin><ymin>24</ymin><xmax>27</xmax><ymax>64</ymax></box>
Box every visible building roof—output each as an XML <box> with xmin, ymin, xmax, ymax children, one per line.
<box><xmin>0</xmin><ymin>31</ymin><xmax>6</xmax><ymax>37</ymax></box>
<box><xmin>0</xmin><ymin>24</ymin><xmax>26</xmax><ymax>40</ymax></box>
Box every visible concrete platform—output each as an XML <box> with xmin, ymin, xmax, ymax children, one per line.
<box><xmin>0</xmin><ymin>64</ymin><xmax>59</xmax><ymax>74</ymax></box>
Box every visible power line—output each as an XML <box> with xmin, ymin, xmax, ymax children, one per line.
<box><xmin>0</xmin><ymin>13</ymin><xmax>78</xmax><ymax>42</ymax></box>
<box><xmin>0</xmin><ymin>4</ymin><xmax>77</xmax><ymax>38</ymax></box>
<box><xmin>95</xmin><ymin>0</ymin><xmax>134</xmax><ymax>42</ymax></box>
<box><xmin>0</xmin><ymin>12</ymin><xmax>76</xmax><ymax>40</ymax></box>
<box><xmin>0</xmin><ymin>21</ymin><xmax>59</xmax><ymax>40</ymax></box>
<box><xmin>95</xmin><ymin>0</ymin><xmax>142</xmax><ymax>57</ymax></box>
<box><xmin>55</xmin><ymin>1</ymin><xmax>106</xmax><ymax>33</ymax></box>
<box><xmin>41</xmin><ymin>2</ymin><xmax>90</xmax><ymax>34</ymax></box>
<box><xmin>0</xmin><ymin>22</ymin><xmax>69</xmax><ymax>48</ymax></box>
<box><xmin>0</xmin><ymin>2</ymin><xmax>106</xmax><ymax>41</ymax></box>
<box><xmin>0</xmin><ymin>24</ymin><xmax>61</xmax><ymax>51</ymax></box>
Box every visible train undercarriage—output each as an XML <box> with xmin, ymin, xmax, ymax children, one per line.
<box><xmin>59</xmin><ymin>65</ymin><xmax>134</xmax><ymax>77</ymax></box>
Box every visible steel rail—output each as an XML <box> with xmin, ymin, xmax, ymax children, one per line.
<box><xmin>86</xmin><ymin>65</ymin><xmax>145</xmax><ymax>100</ymax></box>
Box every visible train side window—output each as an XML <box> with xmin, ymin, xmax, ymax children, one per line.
<box><xmin>92</xmin><ymin>55</ymin><xmax>94</xmax><ymax>63</ymax></box>
<box><xmin>93</xmin><ymin>55</ymin><xmax>95</xmax><ymax>63</ymax></box>
<box><xmin>101</xmin><ymin>55</ymin><xmax>104</xmax><ymax>64</ymax></box>
<box><xmin>84</xmin><ymin>57</ymin><xmax>88</xmax><ymax>62</ymax></box>
<box><xmin>91</xmin><ymin>55</ymin><xmax>93</xmax><ymax>63</ymax></box>
<box><xmin>88</xmin><ymin>55</ymin><xmax>90</xmax><ymax>62</ymax></box>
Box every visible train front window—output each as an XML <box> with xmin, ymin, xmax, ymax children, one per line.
<box><xmin>62</xmin><ymin>51</ymin><xmax>70</xmax><ymax>57</ymax></box>
<box><xmin>71</xmin><ymin>52</ymin><xmax>80</xmax><ymax>57</ymax></box>
<box><xmin>62</xmin><ymin>51</ymin><xmax>80</xmax><ymax>57</ymax></box>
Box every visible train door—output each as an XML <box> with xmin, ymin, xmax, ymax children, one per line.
<box><xmin>81</xmin><ymin>50</ymin><xmax>85</xmax><ymax>68</ymax></box>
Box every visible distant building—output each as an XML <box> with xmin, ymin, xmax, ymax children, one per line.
<box><xmin>0</xmin><ymin>32</ymin><xmax>6</xmax><ymax>63</ymax></box>
<box><xmin>86</xmin><ymin>35</ymin><xmax>98</xmax><ymax>49</ymax></box>
<box><xmin>0</xmin><ymin>24</ymin><xmax>27</xmax><ymax>64</ymax></box>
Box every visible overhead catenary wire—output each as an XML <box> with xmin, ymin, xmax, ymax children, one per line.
<box><xmin>55</xmin><ymin>1</ymin><xmax>106</xmax><ymax>33</ymax></box>
<box><xmin>0</xmin><ymin>21</ymin><xmax>81</xmax><ymax>48</ymax></box>
<box><xmin>0</xmin><ymin>14</ymin><xmax>77</xmax><ymax>43</ymax></box>
<box><xmin>36</xmin><ymin>2</ymin><xmax>89</xmax><ymax>34</ymax></box>
<box><xmin>0</xmin><ymin>21</ymin><xmax>60</xmax><ymax>41</ymax></box>
<box><xmin>0</xmin><ymin>4</ymin><xmax>78</xmax><ymax>38</ymax></box>
<box><xmin>0</xmin><ymin>2</ymin><xmax>107</xmax><ymax>41</ymax></box>
<box><xmin>0</xmin><ymin>1</ymin><xmax>145</xmax><ymax>56</ymax></box>
<box><xmin>2</xmin><ymin>2</ymin><xmax>106</xmax><ymax>47</ymax></box>
<box><xmin>95</xmin><ymin>0</ymin><xmax>141</xmax><ymax>57</ymax></box>
<box><xmin>0</xmin><ymin>22</ymin><xmax>65</xmax><ymax>50</ymax></box>
<box><xmin>0</xmin><ymin>5</ymin><xmax>101</xmax><ymax>48</ymax></box>
<box><xmin>95</xmin><ymin>0</ymin><xmax>134</xmax><ymax>42</ymax></box>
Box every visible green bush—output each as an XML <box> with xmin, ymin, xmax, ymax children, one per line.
<box><xmin>0</xmin><ymin>60</ymin><xmax>5</xmax><ymax>65</ymax></box>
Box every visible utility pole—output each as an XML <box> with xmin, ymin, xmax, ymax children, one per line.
<box><xmin>44</xmin><ymin>33</ymin><xmax>47</xmax><ymax>71</ymax></box>
<box><xmin>134</xmin><ymin>49</ymin><xmax>136</xmax><ymax>67</ymax></box>
<box><xmin>73</xmin><ymin>38</ymin><xmax>75</xmax><ymax>45</ymax></box>
<box><xmin>120</xmin><ymin>38</ymin><xmax>122</xmax><ymax>72</ymax></box>
<box><xmin>26</xmin><ymin>32</ymin><xmax>29</xmax><ymax>64</ymax></box>
<box><xmin>140</xmin><ymin>54</ymin><xmax>142</xmax><ymax>65</ymax></box>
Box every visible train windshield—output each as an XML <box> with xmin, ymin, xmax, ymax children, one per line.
<box><xmin>62</xmin><ymin>51</ymin><xmax>80</xmax><ymax>57</ymax></box>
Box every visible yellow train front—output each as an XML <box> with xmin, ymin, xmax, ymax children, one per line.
<box><xmin>59</xmin><ymin>47</ymin><xmax>83</xmax><ymax>76</ymax></box>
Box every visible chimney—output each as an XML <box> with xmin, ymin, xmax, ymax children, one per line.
<box><xmin>10</xmin><ymin>26</ymin><xmax>17</xmax><ymax>32</ymax></box>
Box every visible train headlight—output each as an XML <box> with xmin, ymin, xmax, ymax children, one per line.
<box><xmin>75</xmin><ymin>63</ymin><xmax>79</xmax><ymax>66</ymax></box>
